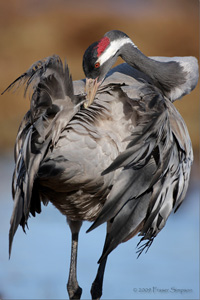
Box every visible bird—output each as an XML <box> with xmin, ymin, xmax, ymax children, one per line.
<box><xmin>2</xmin><ymin>30</ymin><xmax>198</xmax><ymax>300</ymax></box>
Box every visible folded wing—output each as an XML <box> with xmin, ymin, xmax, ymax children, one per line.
<box><xmin>87</xmin><ymin>80</ymin><xmax>193</xmax><ymax>261</ymax></box>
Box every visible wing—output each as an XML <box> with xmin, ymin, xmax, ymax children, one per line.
<box><xmin>87</xmin><ymin>80</ymin><xmax>193</xmax><ymax>262</ymax></box>
<box><xmin>4</xmin><ymin>55</ymin><xmax>84</xmax><ymax>256</ymax></box>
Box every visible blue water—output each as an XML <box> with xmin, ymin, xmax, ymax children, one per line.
<box><xmin>0</xmin><ymin>153</ymin><xmax>199</xmax><ymax>299</ymax></box>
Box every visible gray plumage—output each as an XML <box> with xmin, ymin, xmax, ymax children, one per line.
<box><xmin>7</xmin><ymin>54</ymin><xmax>195</xmax><ymax>256</ymax></box>
<box><xmin>3</xmin><ymin>30</ymin><xmax>198</xmax><ymax>299</ymax></box>
<box><xmin>8</xmin><ymin>56</ymin><xmax>85</xmax><ymax>255</ymax></box>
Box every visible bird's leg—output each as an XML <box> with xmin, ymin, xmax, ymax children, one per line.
<box><xmin>67</xmin><ymin>219</ymin><xmax>83</xmax><ymax>300</ymax></box>
<box><xmin>90</xmin><ymin>256</ymin><xmax>107</xmax><ymax>300</ymax></box>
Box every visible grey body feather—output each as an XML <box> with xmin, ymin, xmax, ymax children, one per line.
<box><xmin>6</xmin><ymin>54</ymin><xmax>197</xmax><ymax>261</ymax></box>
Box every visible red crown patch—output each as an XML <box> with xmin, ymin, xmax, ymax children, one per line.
<box><xmin>95</xmin><ymin>37</ymin><xmax>110</xmax><ymax>57</ymax></box>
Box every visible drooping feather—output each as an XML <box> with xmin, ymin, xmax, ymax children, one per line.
<box><xmin>7</xmin><ymin>56</ymin><xmax>84</xmax><ymax>256</ymax></box>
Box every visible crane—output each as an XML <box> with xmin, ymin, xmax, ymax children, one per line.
<box><xmin>3</xmin><ymin>30</ymin><xmax>198</xmax><ymax>299</ymax></box>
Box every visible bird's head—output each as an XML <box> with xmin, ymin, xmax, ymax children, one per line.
<box><xmin>82</xmin><ymin>30</ymin><xmax>133</xmax><ymax>107</ymax></box>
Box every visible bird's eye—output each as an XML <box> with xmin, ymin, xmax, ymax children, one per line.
<box><xmin>95</xmin><ymin>62</ymin><xmax>100</xmax><ymax>68</ymax></box>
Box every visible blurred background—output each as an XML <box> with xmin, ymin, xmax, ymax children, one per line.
<box><xmin>0</xmin><ymin>0</ymin><xmax>199</xmax><ymax>299</ymax></box>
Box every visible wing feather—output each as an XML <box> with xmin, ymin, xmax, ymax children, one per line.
<box><xmin>87</xmin><ymin>82</ymin><xmax>193</xmax><ymax>262</ymax></box>
<box><xmin>5</xmin><ymin>56</ymin><xmax>83</xmax><ymax>256</ymax></box>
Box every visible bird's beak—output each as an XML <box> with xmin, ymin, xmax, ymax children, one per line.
<box><xmin>84</xmin><ymin>78</ymin><xmax>102</xmax><ymax>108</ymax></box>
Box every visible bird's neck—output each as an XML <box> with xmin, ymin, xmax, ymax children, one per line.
<box><xmin>120</xmin><ymin>43</ymin><xmax>186</xmax><ymax>98</ymax></box>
